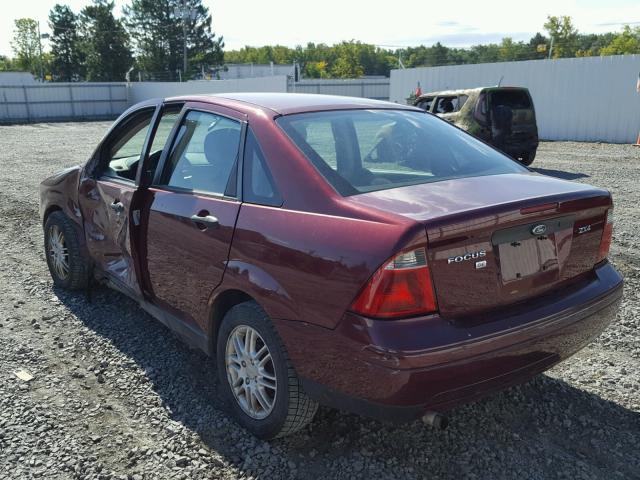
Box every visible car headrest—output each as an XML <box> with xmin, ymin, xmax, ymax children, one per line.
<box><xmin>204</xmin><ymin>128</ymin><xmax>239</xmax><ymax>165</ymax></box>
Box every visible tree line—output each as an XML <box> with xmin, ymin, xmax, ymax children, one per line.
<box><xmin>2</xmin><ymin>7</ymin><xmax>639</xmax><ymax>82</ymax></box>
<box><xmin>227</xmin><ymin>17</ymin><xmax>640</xmax><ymax>79</ymax></box>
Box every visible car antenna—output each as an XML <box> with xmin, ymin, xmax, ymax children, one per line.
<box><xmin>497</xmin><ymin>75</ymin><xmax>504</xmax><ymax>87</ymax></box>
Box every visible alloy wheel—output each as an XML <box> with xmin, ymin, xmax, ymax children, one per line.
<box><xmin>225</xmin><ymin>325</ymin><xmax>277</xmax><ymax>420</ymax></box>
<box><xmin>48</xmin><ymin>225</ymin><xmax>69</xmax><ymax>280</ymax></box>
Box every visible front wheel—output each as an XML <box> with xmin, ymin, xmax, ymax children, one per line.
<box><xmin>44</xmin><ymin>211</ymin><xmax>90</xmax><ymax>290</ymax></box>
<box><xmin>216</xmin><ymin>301</ymin><xmax>318</xmax><ymax>439</ymax></box>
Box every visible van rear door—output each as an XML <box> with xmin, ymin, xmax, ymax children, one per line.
<box><xmin>490</xmin><ymin>88</ymin><xmax>537</xmax><ymax>136</ymax></box>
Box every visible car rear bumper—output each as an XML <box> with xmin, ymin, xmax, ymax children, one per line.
<box><xmin>502</xmin><ymin>137</ymin><xmax>538</xmax><ymax>156</ymax></box>
<box><xmin>274</xmin><ymin>262</ymin><xmax>623</xmax><ymax>421</ymax></box>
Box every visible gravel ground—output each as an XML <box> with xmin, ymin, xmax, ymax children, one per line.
<box><xmin>0</xmin><ymin>122</ymin><xmax>639</xmax><ymax>480</ymax></box>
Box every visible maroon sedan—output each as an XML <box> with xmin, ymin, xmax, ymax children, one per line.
<box><xmin>40</xmin><ymin>93</ymin><xmax>622</xmax><ymax>439</ymax></box>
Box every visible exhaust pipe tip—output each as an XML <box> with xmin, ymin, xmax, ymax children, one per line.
<box><xmin>421</xmin><ymin>411</ymin><xmax>449</xmax><ymax>430</ymax></box>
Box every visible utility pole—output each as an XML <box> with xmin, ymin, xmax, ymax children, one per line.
<box><xmin>548</xmin><ymin>36</ymin><xmax>554</xmax><ymax>60</ymax></box>
<box><xmin>182</xmin><ymin>0</ymin><xmax>187</xmax><ymax>78</ymax></box>
<box><xmin>175</xmin><ymin>1</ymin><xmax>196</xmax><ymax>81</ymax></box>
<box><xmin>37</xmin><ymin>21</ymin><xmax>49</xmax><ymax>82</ymax></box>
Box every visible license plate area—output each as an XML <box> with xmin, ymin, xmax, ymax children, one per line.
<box><xmin>498</xmin><ymin>236</ymin><xmax>558</xmax><ymax>282</ymax></box>
<box><xmin>492</xmin><ymin>215</ymin><xmax>575</xmax><ymax>284</ymax></box>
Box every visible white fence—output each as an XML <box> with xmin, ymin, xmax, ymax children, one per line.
<box><xmin>0</xmin><ymin>83</ymin><xmax>128</xmax><ymax>123</ymax></box>
<box><xmin>292</xmin><ymin>79</ymin><xmax>389</xmax><ymax>100</ymax></box>
<box><xmin>0</xmin><ymin>76</ymin><xmax>384</xmax><ymax>123</ymax></box>
<box><xmin>3</xmin><ymin>56</ymin><xmax>639</xmax><ymax>143</ymax></box>
<box><xmin>0</xmin><ymin>76</ymin><xmax>289</xmax><ymax>123</ymax></box>
<box><xmin>128</xmin><ymin>75</ymin><xmax>288</xmax><ymax>104</ymax></box>
<box><xmin>390</xmin><ymin>54</ymin><xmax>640</xmax><ymax>143</ymax></box>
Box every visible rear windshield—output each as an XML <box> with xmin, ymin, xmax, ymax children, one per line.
<box><xmin>276</xmin><ymin>109</ymin><xmax>526</xmax><ymax>196</ymax></box>
<box><xmin>491</xmin><ymin>90</ymin><xmax>532</xmax><ymax>109</ymax></box>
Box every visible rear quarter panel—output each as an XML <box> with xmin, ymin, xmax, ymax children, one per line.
<box><xmin>224</xmin><ymin>203</ymin><xmax>422</xmax><ymax>328</ymax></box>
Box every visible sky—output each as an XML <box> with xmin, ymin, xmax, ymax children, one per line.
<box><xmin>2</xmin><ymin>0</ymin><xmax>640</xmax><ymax>57</ymax></box>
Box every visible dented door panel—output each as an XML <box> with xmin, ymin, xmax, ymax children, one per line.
<box><xmin>79</xmin><ymin>177</ymin><xmax>141</xmax><ymax>294</ymax></box>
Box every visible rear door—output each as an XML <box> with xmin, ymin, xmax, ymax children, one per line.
<box><xmin>489</xmin><ymin>89</ymin><xmax>537</xmax><ymax>139</ymax></box>
<box><xmin>141</xmin><ymin>103</ymin><xmax>244</xmax><ymax>330</ymax></box>
<box><xmin>79</xmin><ymin>103</ymin><xmax>180</xmax><ymax>295</ymax></box>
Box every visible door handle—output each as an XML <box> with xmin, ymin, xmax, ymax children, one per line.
<box><xmin>190</xmin><ymin>213</ymin><xmax>219</xmax><ymax>229</ymax></box>
<box><xmin>109</xmin><ymin>201</ymin><xmax>124</xmax><ymax>213</ymax></box>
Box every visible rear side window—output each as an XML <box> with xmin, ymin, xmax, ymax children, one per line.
<box><xmin>416</xmin><ymin>97</ymin><xmax>434</xmax><ymax>111</ymax></box>
<box><xmin>160</xmin><ymin>111</ymin><xmax>241</xmax><ymax>196</ymax></box>
<box><xmin>434</xmin><ymin>96</ymin><xmax>466</xmax><ymax>114</ymax></box>
<box><xmin>243</xmin><ymin>130</ymin><xmax>282</xmax><ymax>206</ymax></box>
<box><xmin>277</xmin><ymin>109</ymin><xmax>526</xmax><ymax>196</ymax></box>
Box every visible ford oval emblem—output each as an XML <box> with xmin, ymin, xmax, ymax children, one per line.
<box><xmin>531</xmin><ymin>224</ymin><xmax>547</xmax><ymax>235</ymax></box>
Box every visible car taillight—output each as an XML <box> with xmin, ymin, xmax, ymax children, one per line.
<box><xmin>597</xmin><ymin>208</ymin><xmax>613</xmax><ymax>263</ymax></box>
<box><xmin>350</xmin><ymin>247</ymin><xmax>437</xmax><ymax>319</ymax></box>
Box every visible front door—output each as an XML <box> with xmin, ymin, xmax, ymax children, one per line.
<box><xmin>142</xmin><ymin>106</ymin><xmax>244</xmax><ymax>330</ymax></box>
<box><xmin>78</xmin><ymin>103</ymin><xmax>182</xmax><ymax>295</ymax></box>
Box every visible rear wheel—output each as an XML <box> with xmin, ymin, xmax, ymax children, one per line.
<box><xmin>520</xmin><ymin>149</ymin><xmax>536</xmax><ymax>166</ymax></box>
<box><xmin>216</xmin><ymin>301</ymin><xmax>318</xmax><ymax>439</ymax></box>
<box><xmin>44</xmin><ymin>211</ymin><xmax>90</xmax><ymax>290</ymax></box>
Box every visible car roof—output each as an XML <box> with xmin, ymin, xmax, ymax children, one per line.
<box><xmin>165</xmin><ymin>92</ymin><xmax>419</xmax><ymax>116</ymax></box>
<box><xmin>417</xmin><ymin>86</ymin><xmax>529</xmax><ymax>99</ymax></box>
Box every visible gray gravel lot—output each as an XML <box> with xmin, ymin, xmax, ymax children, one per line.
<box><xmin>0</xmin><ymin>122</ymin><xmax>639</xmax><ymax>480</ymax></box>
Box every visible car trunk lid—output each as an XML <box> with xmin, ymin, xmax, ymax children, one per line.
<box><xmin>348</xmin><ymin>173</ymin><xmax>611</xmax><ymax>319</ymax></box>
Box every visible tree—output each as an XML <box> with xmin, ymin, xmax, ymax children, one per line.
<box><xmin>79</xmin><ymin>0</ymin><xmax>133</xmax><ymax>81</ymax></box>
<box><xmin>600</xmin><ymin>26</ymin><xmax>640</xmax><ymax>55</ymax></box>
<box><xmin>330</xmin><ymin>41</ymin><xmax>364</xmax><ymax>78</ymax></box>
<box><xmin>468</xmin><ymin>43</ymin><xmax>500</xmax><ymax>64</ymax></box>
<box><xmin>11</xmin><ymin>18</ymin><xmax>40</xmax><ymax>75</ymax></box>
<box><xmin>0</xmin><ymin>55</ymin><xmax>16</xmax><ymax>71</ymax></box>
<box><xmin>574</xmin><ymin>32</ymin><xmax>615</xmax><ymax>57</ymax></box>
<box><xmin>544</xmin><ymin>15</ymin><xmax>578</xmax><ymax>58</ymax></box>
<box><xmin>304</xmin><ymin>60</ymin><xmax>329</xmax><ymax>78</ymax></box>
<box><xmin>124</xmin><ymin>0</ymin><xmax>224</xmax><ymax>80</ymax></box>
<box><xmin>49</xmin><ymin>4</ymin><xmax>84</xmax><ymax>81</ymax></box>
<box><xmin>528</xmin><ymin>32</ymin><xmax>549</xmax><ymax>59</ymax></box>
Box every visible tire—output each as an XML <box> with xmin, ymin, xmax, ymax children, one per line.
<box><xmin>216</xmin><ymin>301</ymin><xmax>318</xmax><ymax>439</ymax></box>
<box><xmin>44</xmin><ymin>211</ymin><xmax>90</xmax><ymax>290</ymax></box>
<box><xmin>520</xmin><ymin>149</ymin><xmax>536</xmax><ymax>166</ymax></box>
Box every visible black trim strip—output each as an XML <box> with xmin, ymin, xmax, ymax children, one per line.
<box><xmin>492</xmin><ymin>214</ymin><xmax>575</xmax><ymax>245</ymax></box>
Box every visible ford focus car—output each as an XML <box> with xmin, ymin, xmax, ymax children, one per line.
<box><xmin>40</xmin><ymin>93</ymin><xmax>623</xmax><ymax>439</ymax></box>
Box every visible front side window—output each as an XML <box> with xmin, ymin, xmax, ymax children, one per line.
<box><xmin>150</xmin><ymin>109</ymin><xmax>181</xmax><ymax>154</ymax></box>
<box><xmin>160</xmin><ymin>111</ymin><xmax>241</xmax><ymax>196</ymax></box>
<box><xmin>102</xmin><ymin>106</ymin><xmax>182</xmax><ymax>183</ymax></box>
<box><xmin>140</xmin><ymin>105</ymin><xmax>183</xmax><ymax>184</ymax></box>
<box><xmin>277</xmin><ymin>109</ymin><xmax>526</xmax><ymax>196</ymax></box>
<box><xmin>104</xmin><ymin>108</ymin><xmax>155</xmax><ymax>181</ymax></box>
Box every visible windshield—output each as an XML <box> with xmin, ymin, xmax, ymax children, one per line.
<box><xmin>277</xmin><ymin>109</ymin><xmax>527</xmax><ymax>196</ymax></box>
